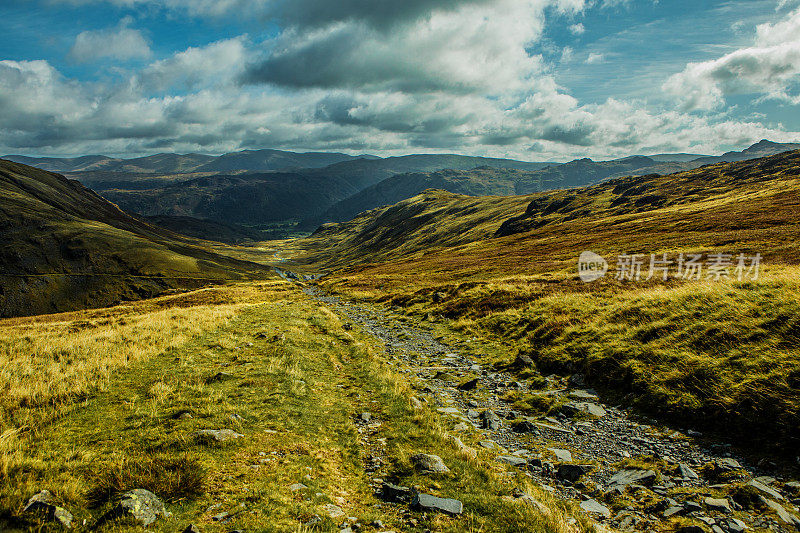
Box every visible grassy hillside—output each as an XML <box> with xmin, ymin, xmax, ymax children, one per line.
<box><xmin>299</xmin><ymin>150</ymin><xmax>800</xmax><ymax>453</ymax></box>
<box><xmin>0</xmin><ymin>160</ymin><xmax>271</xmax><ymax>317</ymax></box>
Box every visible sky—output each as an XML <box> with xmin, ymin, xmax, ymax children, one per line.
<box><xmin>2</xmin><ymin>0</ymin><xmax>800</xmax><ymax>162</ymax></box>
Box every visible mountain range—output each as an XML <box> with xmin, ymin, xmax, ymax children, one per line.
<box><xmin>5</xmin><ymin>140</ymin><xmax>799</xmax><ymax>242</ymax></box>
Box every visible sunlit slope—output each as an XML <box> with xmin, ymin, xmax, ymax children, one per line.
<box><xmin>0</xmin><ymin>160</ymin><xmax>271</xmax><ymax>317</ymax></box>
<box><xmin>304</xmin><ymin>149</ymin><xmax>800</xmax><ymax>282</ymax></box>
<box><xmin>303</xmin><ymin>151</ymin><xmax>800</xmax><ymax>452</ymax></box>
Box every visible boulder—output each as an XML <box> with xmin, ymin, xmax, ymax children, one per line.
<box><xmin>458</xmin><ymin>378</ymin><xmax>479</xmax><ymax>391</ymax></box>
<box><xmin>101</xmin><ymin>489</ymin><xmax>171</xmax><ymax>526</ymax></box>
<box><xmin>381</xmin><ymin>482</ymin><xmax>411</xmax><ymax>503</ymax></box>
<box><xmin>557</xmin><ymin>464</ymin><xmax>594</xmax><ymax>482</ymax></box>
<box><xmin>22</xmin><ymin>490</ymin><xmax>73</xmax><ymax>529</ymax></box>
<box><xmin>411</xmin><ymin>453</ymin><xmax>450</xmax><ymax>474</ymax></box>
<box><xmin>481</xmin><ymin>410</ymin><xmax>501</xmax><ymax>430</ymax></box>
<box><xmin>411</xmin><ymin>493</ymin><xmax>463</xmax><ymax>515</ymax></box>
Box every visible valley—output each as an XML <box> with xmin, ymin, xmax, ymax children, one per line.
<box><xmin>3</xmin><ymin>146</ymin><xmax>800</xmax><ymax>533</ymax></box>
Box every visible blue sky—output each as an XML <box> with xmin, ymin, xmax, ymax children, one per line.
<box><xmin>1</xmin><ymin>0</ymin><xmax>799</xmax><ymax>161</ymax></box>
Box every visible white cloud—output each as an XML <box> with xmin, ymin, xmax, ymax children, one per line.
<box><xmin>664</xmin><ymin>8</ymin><xmax>800</xmax><ymax>109</ymax></box>
<box><xmin>586</xmin><ymin>52</ymin><xmax>604</xmax><ymax>64</ymax></box>
<box><xmin>138</xmin><ymin>37</ymin><xmax>247</xmax><ymax>92</ymax></box>
<box><xmin>569</xmin><ymin>23</ymin><xmax>586</xmax><ymax>34</ymax></box>
<box><xmin>69</xmin><ymin>17</ymin><xmax>151</xmax><ymax>63</ymax></box>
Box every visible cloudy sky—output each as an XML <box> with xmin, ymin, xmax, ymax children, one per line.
<box><xmin>2</xmin><ymin>0</ymin><xmax>800</xmax><ymax>161</ymax></box>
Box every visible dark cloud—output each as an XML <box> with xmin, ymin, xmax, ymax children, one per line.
<box><xmin>240</xmin><ymin>23</ymin><xmax>478</xmax><ymax>93</ymax></box>
<box><xmin>273</xmin><ymin>0</ymin><xmax>496</xmax><ymax>29</ymax></box>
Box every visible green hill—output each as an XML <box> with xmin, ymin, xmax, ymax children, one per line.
<box><xmin>0</xmin><ymin>159</ymin><xmax>271</xmax><ymax>317</ymax></box>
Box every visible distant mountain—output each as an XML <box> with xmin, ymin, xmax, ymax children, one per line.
<box><xmin>646</xmin><ymin>153</ymin><xmax>709</xmax><ymax>163</ymax></box>
<box><xmin>195</xmin><ymin>149</ymin><xmax>377</xmax><ymax>172</ymax></box>
<box><xmin>0</xmin><ymin>159</ymin><xmax>269</xmax><ymax>317</ymax></box>
<box><xmin>3</xmin><ymin>153</ymin><xmax>217</xmax><ymax>174</ymax></box>
<box><xmin>91</xmin><ymin>154</ymin><xmax>556</xmax><ymax>232</ymax></box>
<box><xmin>693</xmin><ymin>140</ymin><xmax>800</xmax><ymax>165</ymax></box>
<box><xmin>305</xmin><ymin>156</ymin><xmax>662</xmax><ymax>227</ymax></box>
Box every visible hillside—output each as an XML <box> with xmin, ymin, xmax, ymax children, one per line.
<box><xmin>304</xmin><ymin>156</ymin><xmax>677</xmax><ymax>227</ymax></box>
<box><xmin>296</xmin><ymin>150</ymin><xmax>800</xmax><ymax>456</ymax></box>
<box><xmin>0</xmin><ymin>159</ymin><xmax>271</xmax><ymax>317</ymax></box>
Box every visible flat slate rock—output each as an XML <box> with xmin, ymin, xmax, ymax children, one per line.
<box><xmin>677</xmin><ymin>463</ymin><xmax>699</xmax><ymax>480</ymax></box>
<box><xmin>563</xmin><ymin>401</ymin><xmax>607</xmax><ymax>418</ymax></box>
<box><xmin>557</xmin><ymin>464</ymin><xmax>594</xmax><ymax>482</ymax></box>
<box><xmin>549</xmin><ymin>448</ymin><xmax>573</xmax><ymax>462</ymax></box>
<box><xmin>412</xmin><ymin>493</ymin><xmax>463</xmax><ymax>515</ymax></box>
<box><xmin>580</xmin><ymin>499</ymin><xmax>611</xmax><ymax>518</ymax></box>
<box><xmin>496</xmin><ymin>455</ymin><xmax>528</xmax><ymax>467</ymax></box>
<box><xmin>763</xmin><ymin>499</ymin><xmax>800</xmax><ymax>527</ymax></box>
<box><xmin>749</xmin><ymin>479</ymin><xmax>784</xmax><ymax>501</ymax></box>
<box><xmin>608</xmin><ymin>469</ymin><xmax>656</xmax><ymax>488</ymax></box>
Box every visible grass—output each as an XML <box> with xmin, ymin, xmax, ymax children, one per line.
<box><xmin>0</xmin><ymin>281</ymin><xmax>586</xmax><ymax>532</ymax></box>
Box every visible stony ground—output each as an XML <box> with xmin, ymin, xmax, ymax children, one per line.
<box><xmin>305</xmin><ymin>286</ymin><xmax>800</xmax><ymax>533</ymax></box>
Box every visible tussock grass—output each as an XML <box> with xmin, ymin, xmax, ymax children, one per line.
<box><xmin>86</xmin><ymin>455</ymin><xmax>206</xmax><ymax>506</ymax></box>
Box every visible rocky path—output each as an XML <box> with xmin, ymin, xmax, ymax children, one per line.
<box><xmin>305</xmin><ymin>286</ymin><xmax>800</xmax><ymax>533</ymax></box>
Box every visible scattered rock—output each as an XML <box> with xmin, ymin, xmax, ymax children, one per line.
<box><xmin>458</xmin><ymin>378</ymin><xmax>479</xmax><ymax>391</ymax></box>
<box><xmin>411</xmin><ymin>453</ymin><xmax>450</xmax><ymax>474</ymax></box>
<box><xmin>289</xmin><ymin>483</ymin><xmax>308</xmax><ymax>491</ymax></box>
<box><xmin>191</xmin><ymin>429</ymin><xmax>243</xmax><ymax>443</ymax></box>
<box><xmin>748</xmin><ymin>479</ymin><xmax>784</xmax><ymax>501</ymax></box>
<box><xmin>608</xmin><ymin>469</ymin><xmax>657</xmax><ymax>489</ymax></box>
<box><xmin>481</xmin><ymin>410</ymin><xmax>501</xmax><ymax>430</ymax></box>
<box><xmin>557</xmin><ymin>464</ymin><xmax>594</xmax><ymax>482</ymax></box>
<box><xmin>22</xmin><ymin>490</ymin><xmax>73</xmax><ymax>529</ymax></box>
<box><xmin>549</xmin><ymin>448</ymin><xmax>573</xmax><ymax>463</ymax></box>
<box><xmin>663</xmin><ymin>506</ymin><xmax>684</xmax><ymax>518</ymax></box>
<box><xmin>381</xmin><ymin>482</ymin><xmax>411</xmax><ymax>503</ymax></box>
<box><xmin>321</xmin><ymin>503</ymin><xmax>345</xmax><ymax>519</ymax></box>
<box><xmin>496</xmin><ymin>455</ymin><xmax>528</xmax><ymax>468</ymax></box>
<box><xmin>411</xmin><ymin>493</ymin><xmax>463</xmax><ymax>515</ymax></box>
<box><xmin>359</xmin><ymin>412</ymin><xmax>372</xmax><ymax>423</ymax></box>
<box><xmin>101</xmin><ymin>489</ymin><xmax>171</xmax><ymax>527</ymax></box>
<box><xmin>580</xmin><ymin>499</ymin><xmax>611</xmax><ymax>519</ymax></box>
<box><xmin>678</xmin><ymin>463</ymin><xmax>699</xmax><ymax>480</ymax></box>
<box><xmin>704</xmin><ymin>497</ymin><xmax>732</xmax><ymax>514</ymax></box>
<box><xmin>182</xmin><ymin>525</ymin><xmax>201</xmax><ymax>533</ymax></box>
